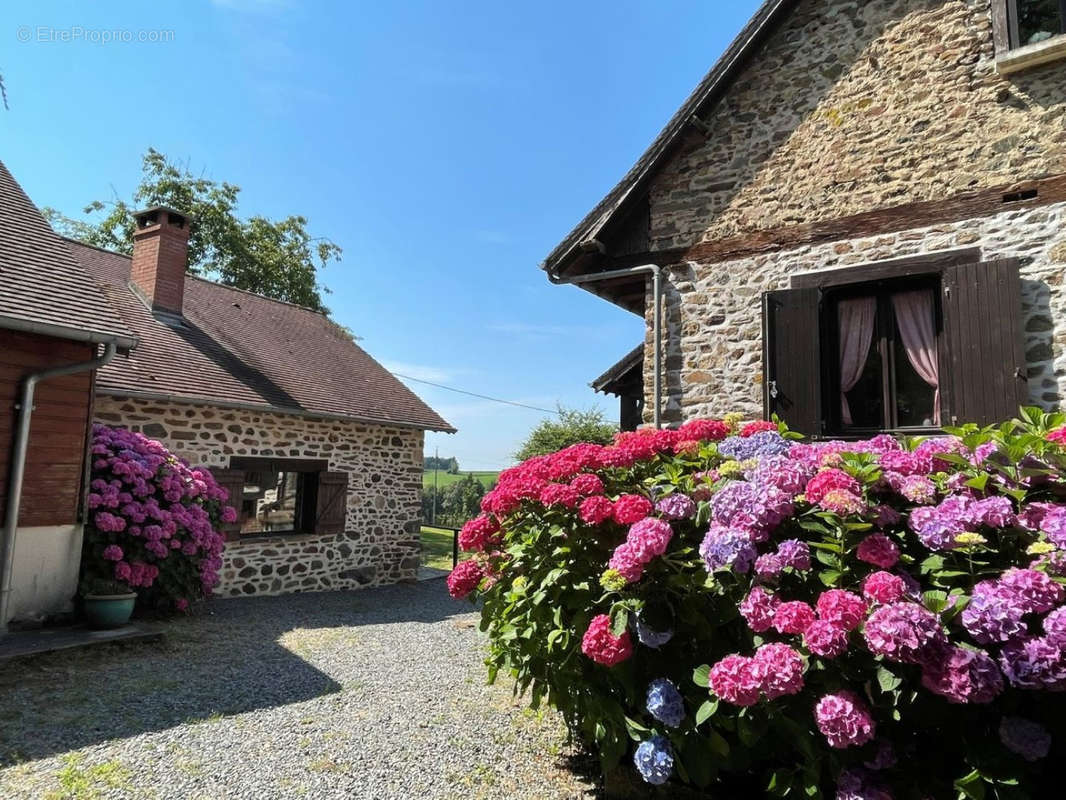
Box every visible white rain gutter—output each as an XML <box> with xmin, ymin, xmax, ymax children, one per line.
<box><xmin>549</xmin><ymin>262</ymin><xmax>663</xmax><ymax>429</ymax></box>
<box><xmin>0</xmin><ymin>342</ymin><xmax>119</xmax><ymax>632</ymax></box>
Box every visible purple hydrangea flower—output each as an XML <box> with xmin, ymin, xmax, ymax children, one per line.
<box><xmin>633</xmin><ymin>735</ymin><xmax>674</xmax><ymax>785</ymax></box>
<box><xmin>863</xmin><ymin>602</ymin><xmax>947</xmax><ymax>665</ymax></box>
<box><xmin>961</xmin><ymin>580</ymin><xmax>1028</xmax><ymax>645</ymax></box>
<box><xmin>711</xmin><ymin>481</ymin><xmax>792</xmax><ymax>540</ymax></box>
<box><xmin>836</xmin><ymin>768</ymin><xmax>893</xmax><ymax>800</ymax></box>
<box><xmin>921</xmin><ymin>646</ymin><xmax>1003</xmax><ymax>704</ymax></box>
<box><xmin>655</xmin><ymin>493</ymin><xmax>696</xmax><ymax>520</ymax></box>
<box><xmin>635</xmin><ymin>610</ymin><xmax>673</xmax><ymax>649</ymax></box>
<box><xmin>749</xmin><ymin>456</ymin><xmax>813</xmax><ymax>495</ymax></box>
<box><xmin>777</xmin><ymin>539</ymin><xmax>811</xmax><ymax>571</ymax></box>
<box><xmin>999</xmin><ymin>568</ymin><xmax>1064</xmax><ymax>614</ymax></box>
<box><xmin>999</xmin><ymin>637</ymin><xmax>1066</xmax><ymax>690</ymax></box>
<box><xmin>699</xmin><ymin>524</ymin><xmax>756</xmax><ymax>574</ymax></box>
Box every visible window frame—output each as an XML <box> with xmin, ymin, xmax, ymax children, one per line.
<box><xmin>993</xmin><ymin>0</ymin><xmax>1066</xmax><ymax>72</ymax></box>
<box><xmin>230</xmin><ymin>456</ymin><xmax>326</xmax><ymax>539</ymax></box>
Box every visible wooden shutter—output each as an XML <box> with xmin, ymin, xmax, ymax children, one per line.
<box><xmin>211</xmin><ymin>468</ymin><xmax>245</xmax><ymax>541</ymax></box>
<box><xmin>762</xmin><ymin>287</ymin><xmax>823</xmax><ymax>437</ymax></box>
<box><xmin>939</xmin><ymin>258</ymin><xmax>1027</xmax><ymax>426</ymax></box>
<box><xmin>314</xmin><ymin>471</ymin><xmax>349</xmax><ymax>535</ymax></box>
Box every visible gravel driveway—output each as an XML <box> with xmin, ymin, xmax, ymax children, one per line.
<box><xmin>0</xmin><ymin>581</ymin><xmax>597</xmax><ymax>800</ymax></box>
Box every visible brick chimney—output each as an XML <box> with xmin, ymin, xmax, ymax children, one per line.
<box><xmin>130</xmin><ymin>206</ymin><xmax>191</xmax><ymax>315</ymax></box>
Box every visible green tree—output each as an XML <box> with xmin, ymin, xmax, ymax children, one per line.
<box><xmin>44</xmin><ymin>148</ymin><xmax>340</xmax><ymax>313</ymax></box>
<box><xmin>514</xmin><ymin>405</ymin><xmax>617</xmax><ymax>462</ymax></box>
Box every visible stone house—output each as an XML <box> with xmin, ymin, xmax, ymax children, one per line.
<box><xmin>67</xmin><ymin>208</ymin><xmax>453</xmax><ymax>597</ymax></box>
<box><xmin>0</xmin><ymin>161</ymin><xmax>137</xmax><ymax>627</ymax></box>
<box><xmin>547</xmin><ymin>0</ymin><xmax>1066</xmax><ymax>437</ymax></box>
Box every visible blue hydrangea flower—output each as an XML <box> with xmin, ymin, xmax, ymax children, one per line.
<box><xmin>645</xmin><ymin>679</ymin><xmax>685</xmax><ymax>728</ymax></box>
<box><xmin>633</xmin><ymin>735</ymin><xmax>674</xmax><ymax>785</ymax></box>
<box><xmin>699</xmin><ymin>524</ymin><xmax>756</xmax><ymax>573</ymax></box>
<box><xmin>635</xmin><ymin>616</ymin><xmax>673</xmax><ymax>649</ymax></box>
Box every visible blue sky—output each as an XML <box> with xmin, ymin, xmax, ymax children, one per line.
<box><xmin>0</xmin><ymin>0</ymin><xmax>760</xmax><ymax>469</ymax></box>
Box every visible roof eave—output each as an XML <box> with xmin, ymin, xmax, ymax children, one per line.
<box><xmin>0</xmin><ymin>314</ymin><xmax>138</xmax><ymax>350</ymax></box>
<box><xmin>96</xmin><ymin>388</ymin><xmax>457</xmax><ymax>433</ymax></box>
<box><xmin>541</xmin><ymin>0</ymin><xmax>797</xmax><ymax>279</ymax></box>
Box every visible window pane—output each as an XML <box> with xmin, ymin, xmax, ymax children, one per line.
<box><xmin>1018</xmin><ymin>0</ymin><xmax>1064</xmax><ymax>45</ymax></box>
<box><xmin>892</xmin><ymin>314</ymin><xmax>938</xmax><ymax>428</ymax></box>
<box><xmin>240</xmin><ymin>471</ymin><xmax>300</xmax><ymax>534</ymax></box>
<box><xmin>843</xmin><ymin>318</ymin><xmax>883</xmax><ymax>429</ymax></box>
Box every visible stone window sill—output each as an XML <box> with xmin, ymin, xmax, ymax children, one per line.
<box><xmin>996</xmin><ymin>34</ymin><xmax>1066</xmax><ymax>75</ymax></box>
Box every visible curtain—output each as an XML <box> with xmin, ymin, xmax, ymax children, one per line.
<box><xmin>891</xmin><ymin>289</ymin><xmax>941</xmax><ymax>425</ymax></box>
<box><xmin>838</xmin><ymin>297</ymin><xmax>877</xmax><ymax>425</ymax></box>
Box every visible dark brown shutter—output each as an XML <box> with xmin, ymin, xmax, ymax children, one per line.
<box><xmin>762</xmin><ymin>287</ymin><xmax>823</xmax><ymax>437</ymax></box>
<box><xmin>939</xmin><ymin>258</ymin><xmax>1027</xmax><ymax>426</ymax></box>
<box><xmin>211</xmin><ymin>468</ymin><xmax>245</xmax><ymax>541</ymax></box>
<box><xmin>314</xmin><ymin>471</ymin><xmax>349</xmax><ymax>535</ymax></box>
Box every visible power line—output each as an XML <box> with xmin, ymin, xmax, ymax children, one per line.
<box><xmin>390</xmin><ymin>373</ymin><xmax>561</xmax><ymax>415</ymax></box>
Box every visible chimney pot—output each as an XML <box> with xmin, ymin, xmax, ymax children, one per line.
<box><xmin>130</xmin><ymin>206</ymin><xmax>191</xmax><ymax>315</ymax></box>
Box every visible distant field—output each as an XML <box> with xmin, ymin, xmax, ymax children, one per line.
<box><xmin>422</xmin><ymin>470</ymin><xmax>500</xmax><ymax>489</ymax></box>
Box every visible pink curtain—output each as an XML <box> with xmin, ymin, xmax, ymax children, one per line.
<box><xmin>838</xmin><ymin>297</ymin><xmax>877</xmax><ymax>425</ymax></box>
<box><xmin>891</xmin><ymin>289</ymin><xmax>941</xmax><ymax>425</ymax></box>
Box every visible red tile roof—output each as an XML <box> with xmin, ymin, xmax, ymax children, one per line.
<box><xmin>69</xmin><ymin>241</ymin><xmax>455</xmax><ymax>432</ymax></box>
<box><xmin>0</xmin><ymin>161</ymin><xmax>134</xmax><ymax>346</ymax></box>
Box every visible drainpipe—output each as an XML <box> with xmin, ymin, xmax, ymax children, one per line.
<box><xmin>549</xmin><ymin>262</ymin><xmax>663</xmax><ymax>429</ymax></box>
<box><xmin>0</xmin><ymin>342</ymin><xmax>118</xmax><ymax>631</ymax></box>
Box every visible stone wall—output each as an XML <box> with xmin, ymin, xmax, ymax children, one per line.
<box><xmin>94</xmin><ymin>396</ymin><xmax>425</xmax><ymax>597</ymax></box>
<box><xmin>648</xmin><ymin>0</ymin><xmax>1066</xmax><ymax>251</ymax></box>
<box><xmin>643</xmin><ymin>202</ymin><xmax>1066</xmax><ymax>424</ymax></box>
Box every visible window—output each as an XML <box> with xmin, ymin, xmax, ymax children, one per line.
<box><xmin>830</xmin><ymin>281</ymin><xmax>941</xmax><ymax>433</ymax></box>
<box><xmin>1013</xmin><ymin>0</ymin><xmax>1066</xmax><ymax>47</ymax></box>
<box><xmin>209</xmin><ymin>458</ymin><xmax>349</xmax><ymax>540</ymax></box>
<box><xmin>762</xmin><ymin>252</ymin><xmax>1028</xmax><ymax>437</ymax></box>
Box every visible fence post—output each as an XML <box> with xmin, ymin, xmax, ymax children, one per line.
<box><xmin>452</xmin><ymin>528</ymin><xmax>459</xmax><ymax>569</ymax></box>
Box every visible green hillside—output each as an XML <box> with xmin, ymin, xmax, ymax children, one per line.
<box><xmin>422</xmin><ymin>470</ymin><xmax>500</xmax><ymax>489</ymax></box>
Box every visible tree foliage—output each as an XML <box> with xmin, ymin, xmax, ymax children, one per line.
<box><xmin>515</xmin><ymin>405</ymin><xmax>617</xmax><ymax>463</ymax></box>
<box><xmin>422</xmin><ymin>474</ymin><xmax>487</xmax><ymax>528</ymax></box>
<box><xmin>424</xmin><ymin>455</ymin><xmax>460</xmax><ymax>473</ymax></box>
<box><xmin>44</xmin><ymin>148</ymin><xmax>340</xmax><ymax>313</ymax></box>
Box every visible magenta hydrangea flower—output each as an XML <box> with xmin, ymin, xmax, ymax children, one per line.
<box><xmin>921</xmin><ymin>646</ymin><xmax>1004</xmax><ymax>704</ymax></box>
<box><xmin>773</xmin><ymin>601</ymin><xmax>816</xmax><ymax>635</ymax></box>
<box><xmin>613</xmin><ymin>494</ymin><xmax>653</xmax><ymax>525</ymax></box>
<box><xmin>862</xmin><ymin>572</ymin><xmax>906</xmax><ymax>606</ymax></box>
<box><xmin>816</xmin><ymin>590</ymin><xmax>868</xmax><ymax>631</ymax></box>
<box><xmin>999</xmin><ymin>636</ymin><xmax>1066</xmax><ymax>690</ymax></box>
<box><xmin>740</xmin><ymin>586</ymin><xmax>779</xmax><ymax>633</ymax></box>
<box><xmin>446</xmin><ymin>560</ymin><xmax>484</xmax><ymax>599</ymax></box>
<box><xmin>102</xmin><ymin>545</ymin><xmax>124</xmax><ymax>562</ymax></box>
<box><xmin>539</xmin><ymin>482</ymin><xmax>581</xmax><ymax>509</ymax></box>
<box><xmin>581</xmin><ymin>615</ymin><xmax>633</xmax><ymax>666</ymax></box>
<box><xmin>579</xmin><ymin>495</ymin><xmax>614</xmax><ymax>525</ymax></box>
<box><xmin>751</xmin><ymin>643</ymin><xmax>805</xmax><ymax>700</ymax></box>
<box><xmin>626</xmin><ymin>518</ymin><xmax>674</xmax><ymax>562</ymax></box>
<box><xmin>999</xmin><ymin>568</ymin><xmax>1064</xmax><ymax>615</ymax></box>
<box><xmin>805</xmin><ymin>469</ymin><xmax>861</xmax><ymax>504</ymax></box>
<box><xmin>709</xmin><ymin>654</ymin><xmax>762</xmax><ymax>707</ymax></box>
<box><xmin>804</xmin><ymin>620</ymin><xmax>850</xmax><ymax>658</ymax></box>
<box><xmin>856</xmin><ymin>533</ymin><xmax>901</xmax><ymax>569</ymax></box>
<box><xmin>755</xmin><ymin>552</ymin><xmax>784</xmax><ymax>580</ymax></box>
<box><xmin>570</xmin><ymin>472</ymin><xmax>605</xmax><ymax>497</ymax></box>
<box><xmin>863</xmin><ymin>602</ymin><xmax>947</xmax><ymax>665</ymax></box>
<box><xmin>608</xmin><ymin>543</ymin><xmax>645</xmax><ymax>584</ymax></box>
<box><xmin>815</xmin><ymin>691</ymin><xmax>876</xmax><ymax>749</ymax></box>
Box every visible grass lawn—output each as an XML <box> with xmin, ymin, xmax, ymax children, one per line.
<box><xmin>422</xmin><ymin>470</ymin><xmax>500</xmax><ymax>489</ymax></box>
<box><xmin>420</xmin><ymin>526</ymin><xmax>464</xmax><ymax>570</ymax></box>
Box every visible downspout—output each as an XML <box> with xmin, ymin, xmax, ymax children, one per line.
<box><xmin>0</xmin><ymin>342</ymin><xmax>118</xmax><ymax>631</ymax></box>
<box><xmin>549</xmin><ymin>262</ymin><xmax>663</xmax><ymax>429</ymax></box>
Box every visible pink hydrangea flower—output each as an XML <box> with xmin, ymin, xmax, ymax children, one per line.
<box><xmin>608</xmin><ymin>543</ymin><xmax>645</xmax><ymax>584</ymax></box>
<box><xmin>818</xmin><ymin>489</ymin><xmax>866</xmax><ymax>516</ymax></box>
<box><xmin>862</xmin><ymin>571</ymin><xmax>906</xmax><ymax>605</ymax></box>
<box><xmin>446</xmin><ymin>560</ymin><xmax>484</xmax><ymax>599</ymax></box>
<box><xmin>740</xmin><ymin>586</ymin><xmax>780</xmax><ymax>633</ymax></box>
<box><xmin>612</xmin><ymin>494</ymin><xmax>653</xmax><ymax>525</ymax></box>
<box><xmin>752</xmin><ymin>643</ymin><xmax>805</xmax><ymax>699</ymax></box>
<box><xmin>539</xmin><ymin>482</ymin><xmax>581</xmax><ymax>509</ymax></box>
<box><xmin>579</xmin><ymin>495</ymin><xmax>614</xmax><ymax>525</ymax></box>
<box><xmin>815</xmin><ymin>691</ymin><xmax>876</xmax><ymax>749</ymax></box>
<box><xmin>773</xmin><ymin>601</ymin><xmax>816</xmax><ymax>635</ymax></box>
<box><xmin>740</xmin><ymin>420</ymin><xmax>778</xmax><ymax>437</ymax></box>
<box><xmin>102</xmin><ymin>545</ymin><xmax>124</xmax><ymax>562</ymax></box>
<box><xmin>709</xmin><ymin>654</ymin><xmax>762</xmax><ymax>706</ymax></box>
<box><xmin>458</xmin><ymin>515</ymin><xmax>501</xmax><ymax>552</ymax></box>
<box><xmin>569</xmin><ymin>473</ymin><xmax>605</xmax><ymax>497</ymax></box>
<box><xmin>626</xmin><ymin>518</ymin><xmax>673</xmax><ymax>562</ymax></box>
<box><xmin>581</xmin><ymin>615</ymin><xmax>633</xmax><ymax>666</ymax></box>
<box><xmin>805</xmin><ymin>469</ymin><xmax>861</xmax><ymax>504</ymax></box>
<box><xmin>804</xmin><ymin>620</ymin><xmax>850</xmax><ymax>658</ymax></box>
<box><xmin>816</xmin><ymin>590</ymin><xmax>868</xmax><ymax>631</ymax></box>
<box><xmin>856</xmin><ymin>533</ymin><xmax>901</xmax><ymax>569</ymax></box>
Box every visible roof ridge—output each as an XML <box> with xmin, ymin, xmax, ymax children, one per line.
<box><xmin>62</xmin><ymin>235</ymin><xmax>328</xmax><ymax>317</ymax></box>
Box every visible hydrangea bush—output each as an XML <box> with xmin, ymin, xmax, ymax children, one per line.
<box><xmin>80</xmin><ymin>424</ymin><xmax>237</xmax><ymax>612</ymax></box>
<box><xmin>450</xmin><ymin>410</ymin><xmax>1066</xmax><ymax>798</ymax></box>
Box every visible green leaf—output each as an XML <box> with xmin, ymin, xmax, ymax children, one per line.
<box><xmin>818</xmin><ymin>569</ymin><xmax>842</xmax><ymax>587</ymax></box>
<box><xmin>965</xmin><ymin>473</ymin><xmax>990</xmax><ymax>491</ymax></box>
<box><xmin>610</xmin><ymin>608</ymin><xmax>629</xmax><ymax>637</ymax></box>
<box><xmin>922</xmin><ymin>590</ymin><xmax>949</xmax><ymax>614</ymax></box>
<box><xmin>707</xmin><ymin>729</ymin><xmax>730</xmax><ymax>759</ymax></box>
<box><xmin>693</xmin><ymin>664</ymin><xmax>711</xmax><ymax>687</ymax></box>
<box><xmin>695</xmin><ymin>699</ymin><xmax>718</xmax><ymax>726</ymax></box>
<box><xmin>876</xmin><ymin>665</ymin><xmax>902</xmax><ymax>693</ymax></box>
<box><xmin>955</xmin><ymin>769</ymin><xmax>986</xmax><ymax>800</ymax></box>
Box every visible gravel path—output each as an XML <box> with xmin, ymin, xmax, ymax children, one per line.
<box><xmin>0</xmin><ymin>581</ymin><xmax>598</xmax><ymax>800</ymax></box>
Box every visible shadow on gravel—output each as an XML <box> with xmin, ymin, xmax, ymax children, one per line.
<box><xmin>0</xmin><ymin>580</ymin><xmax>467</xmax><ymax>765</ymax></box>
